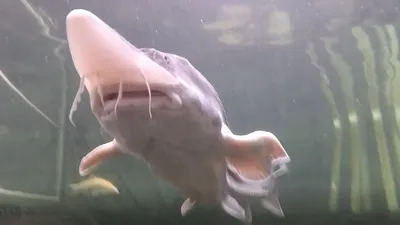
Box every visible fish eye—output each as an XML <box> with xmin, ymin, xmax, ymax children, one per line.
<box><xmin>163</xmin><ymin>55</ymin><xmax>169</xmax><ymax>62</ymax></box>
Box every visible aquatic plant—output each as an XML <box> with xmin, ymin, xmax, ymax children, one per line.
<box><xmin>352</xmin><ymin>26</ymin><xmax>399</xmax><ymax>212</ymax></box>
<box><xmin>305</xmin><ymin>43</ymin><xmax>342</xmax><ymax>212</ymax></box>
<box><xmin>322</xmin><ymin>36</ymin><xmax>371</xmax><ymax>213</ymax></box>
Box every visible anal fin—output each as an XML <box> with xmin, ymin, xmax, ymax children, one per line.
<box><xmin>221</xmin><ymin>194</ymin><xmax>252</xmax><ymax>225</ymax></box>
<box><xmin>181</xmin><ymin>198</ymin><xmax>196</xmax><ymax>216</ymax></box>
<box><xmin>243</xmin><ymin>203</ymin><xmax>252</xmax><ymax>225</ymax></box>
<box><xmin>221</xmin><ymin>195</ymin><xmax>245</xmax><ymax>221</ymax></box>
<box><xmin>79</xmin><ymin>139</ymin><xmax>121</xmax><ymax>176</ymax></box>
<box><xmin>261</xmin><ymin>192</ymin><xmax>284</xmax><ymax>217</ymax></box>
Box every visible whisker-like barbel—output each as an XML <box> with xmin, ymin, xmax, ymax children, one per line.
<box><xmin>140</xmin><ymin>67</ymin><xmax>153</xmax><ymax>120</ymax></box>
<box><xmin>68</xmin><ymin>76</ymin><xmax>85</xmax><ymax>126</ymax></box>
<box><xmin>114</xmin><ymin>80</ymin><xmax>123</xmax><ymax>117</ymax></box>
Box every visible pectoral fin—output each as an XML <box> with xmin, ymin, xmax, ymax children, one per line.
<box><xmin>222</xmin><ymin>123</ymin><xmax>290</xmax><ymax>182</ymax></box>
<box><xmin>79</xmin><ymin>139</ymin><xmax>121</xmax><ymax>176</ymax></box>
<box><xmin>221</xmin><ymin>124</ymin><xmax>289</xmax><ymax>218</ymax></box>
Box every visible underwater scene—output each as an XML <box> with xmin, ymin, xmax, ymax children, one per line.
<box><xmin>0</xmin><ymin>0</ymin><xmax>400</xmax><ymax>224</ymax></box>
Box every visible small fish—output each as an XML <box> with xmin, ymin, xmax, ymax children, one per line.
<box><xmin>65</xmin><ymin>9</ymin><xmax>290</xmax><ymax>224</ymax></box>
<box><xmin>69</xmin><ymin>176</ymin><xmax>119</xmax><ymax>196</ymax></box>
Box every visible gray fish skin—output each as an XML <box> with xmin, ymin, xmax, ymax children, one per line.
<box><xmin>65</xmin><ymin>9</ymin><xmax>291</xmax><ymax>224</ymax></box>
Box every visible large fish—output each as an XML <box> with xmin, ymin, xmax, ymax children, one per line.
<box><xmin>66</xmin><ymin>9</ymin><xmax>291</xmax><ymax>224</ymax></box>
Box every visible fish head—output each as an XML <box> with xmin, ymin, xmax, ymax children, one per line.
<box><xmin>66</xmin><ymin>9</ymin><xmax>224</xmax><ymax>151</ymax></box>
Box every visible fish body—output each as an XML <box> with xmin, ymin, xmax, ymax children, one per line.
<box><xmin>69</xmin><ymin>176</ymin><xmax>119</xmax><ymax>196</ymax></box>
<box><xmin>66</xmin><ymin>9</ymin><xmax>291</xmax><ymax>224</ymax></box>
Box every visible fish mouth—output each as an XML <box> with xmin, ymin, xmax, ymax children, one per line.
<box><xmin>103</xmin><ymin>90</ymin><xmax>166</xmax><ymax>102</ymax></box>
<box><xmin>99</xmin><ymin>88</ymin><xmax>170</xmax><ymax>117</ymax></box>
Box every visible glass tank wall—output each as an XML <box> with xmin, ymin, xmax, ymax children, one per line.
<box><xmin>0</xmin><ymin>0</ymin><xmax>399</xmax><ymax>224</ymax></box>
